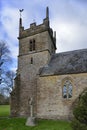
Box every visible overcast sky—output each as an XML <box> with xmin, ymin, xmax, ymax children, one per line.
<box><xmin>0</xmin><ymin>0</ymin><xmax>87</xmax><ymax>71</ymax></box>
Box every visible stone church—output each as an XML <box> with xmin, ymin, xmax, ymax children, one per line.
<box><xmin>11</xmin><ymin>7</ymin><xmax>87</xmax><ymax>120</ymax></box>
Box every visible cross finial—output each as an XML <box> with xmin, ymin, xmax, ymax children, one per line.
<box><xmin>19</xmin><ymin>9</ymin><xmax>24</xmax><ymax>18</ymax></box>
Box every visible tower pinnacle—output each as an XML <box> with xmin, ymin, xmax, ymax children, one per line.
<box><xmin>46</xmin><ymin>6</ymin><xmax>49</xmax><ymax>19</ymax></box>
<box><xmin>19</xmin><ymin>9</ymin><xmax>24</xmax><ymax>27</ymax></box>
<box><xmin>19</xmin><ymin>9</ymin><xmax>24</xmax><ymax>36</ymax></box>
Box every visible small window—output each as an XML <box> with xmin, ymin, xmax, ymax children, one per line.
<box><xmin>30</xmin><ymin>57</ymin><xmax>33</xmax><ymax>64</ymax></box>
<box><xmin>33</xmin><ymin>39</ymin><xmax>35</xmax><ymax>51</ymax></box>
<box><xmin>30</xmin><ymin>40</ymin><xmax>33</xmax><ymax>51</ymax></box>
<box><xmin>29</xmin><ymin>39</ymin><xmax>35</xmax><ymax>51</ymax></box>
<box><xmin>63</xmin><ymin>80</ymin><xmax>72</xmax><ymax>99</ymax></box>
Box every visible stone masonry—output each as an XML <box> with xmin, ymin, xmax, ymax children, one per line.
<box><xmin>11</xmin><ymin>7</ymin><xmax>56</xmax><ymax>117</ymax></box>
<box><xmin>37</xmin><ymin>73</ymin><xmax>87</xmax><ymax>120</ymax></box>
<box><xmin>11</xmin><ymin>7</ymin><xmax>87</xmax><ymax>120</ymax></box>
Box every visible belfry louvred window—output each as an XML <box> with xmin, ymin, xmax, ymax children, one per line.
<box><xmin>29</xmin><ymin>39</ymin><xmax>35</xmax><ymax>51</ymax></box>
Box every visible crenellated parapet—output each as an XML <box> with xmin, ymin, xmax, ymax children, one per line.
<box><xmin>18</xmin><ymin>21</ymin><xmax>49</xmax><ymax>39</ymax></box>
<box><xmin>18</xmin><ymin>7</ymin><xmax>56</xmax><ymax>49</ymax></box>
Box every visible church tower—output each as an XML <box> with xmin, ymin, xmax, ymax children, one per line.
<box><xmin>11</xmin><ymin>7</ymin><xmax>56</xmax><ymax>117</ymax></box>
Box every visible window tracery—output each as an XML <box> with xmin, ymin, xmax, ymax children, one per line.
<box><xmin>62</xmin><ymin>80</ymin><xmax>72</xmax><ymax>99</ymax></box>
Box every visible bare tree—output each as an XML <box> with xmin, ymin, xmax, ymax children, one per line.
<box><xmin>3</xmin><ymin>70</ymin><xmax>15</xmax><ymax>96</ymax></box>
<box><xmin>0</xmin><ymin>41</ymin><xmax>11</xmax><ymax>82</ymax></box>
<box><xmin>0</xmin><ymin>41</ymin><xmax>14</xmax><ymax>97</ymax></box>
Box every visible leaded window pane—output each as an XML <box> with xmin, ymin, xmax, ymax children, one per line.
<box><xmin>63</xmin><ymin>80</ymin><xmax>72</xmax><ymax>99</ymax></box>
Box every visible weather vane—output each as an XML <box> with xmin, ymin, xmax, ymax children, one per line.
<box><xmin>19</xmin><ymin>9</ymin><xmax>24</xmax><ymax>18</ymax></box>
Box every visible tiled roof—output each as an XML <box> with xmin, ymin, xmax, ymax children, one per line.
<box><xmin>39</xmin><ymin>49</ymin><xmax>87</xmax><ymax>76</ymax></box>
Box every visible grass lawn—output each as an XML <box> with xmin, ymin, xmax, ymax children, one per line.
<box><xmin>0</xmin><ymin>105</ymin><xmax>72</xmax><ymax>130</ymax></box>
<box><xmin>0</xmin><ymin>118</ymin><xmax>72</xmax><ymax>130</ymax></box>
<box><xmin>0</xmin><ymin>105</ymin><xmax>10</xmax><ymax>117</ymax></box>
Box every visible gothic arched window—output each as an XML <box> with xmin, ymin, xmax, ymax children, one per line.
<box><xmin>29</xmin><ymin>39</ymin><xmax>35</xmax><ymax>51</ymax></box>
<box><xmin>62</xmin><ymin>80</ymin><xmax>72</xmax><ymax>99</ymax></box>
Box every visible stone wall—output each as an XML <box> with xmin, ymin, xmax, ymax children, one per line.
<box><xmin>19</xmin><ymin>31</ymin><xmax>55</xmax><ymax>56</ymax></box>
<box><xmin>10</xmin><ymin>15</ymin><xmax>56</xmax><ymax>117</ymax></box>
<box><xmin>11</xmin><ymin>50</ymin><xmax>51</xmax><ymax>117</ymax></box>
<box><xmin>10</xmin><ymin>75</ymin><xmax>20</xmax><ymax>116</ymax></box>
<box><xmin>37</xmin><ymin>73</ymin><xmax>87</xmax><ymax>120</ymax></box>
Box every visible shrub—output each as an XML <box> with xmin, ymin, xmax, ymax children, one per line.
<box><xmin>71</xmin><ymin>91</ymin><xmax>87</xmax><ymax>130</ymax></box>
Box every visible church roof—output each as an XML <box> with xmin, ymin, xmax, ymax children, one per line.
<box><xmin>39</xmin><ymin>49</ymin><xmax>87</xmax><ymax>76</ymax></box>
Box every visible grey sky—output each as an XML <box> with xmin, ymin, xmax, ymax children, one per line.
<box><xmin>0</xmin><ymin>0</ymin><xmax>87</xmax><ymax>70</ymax></box>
